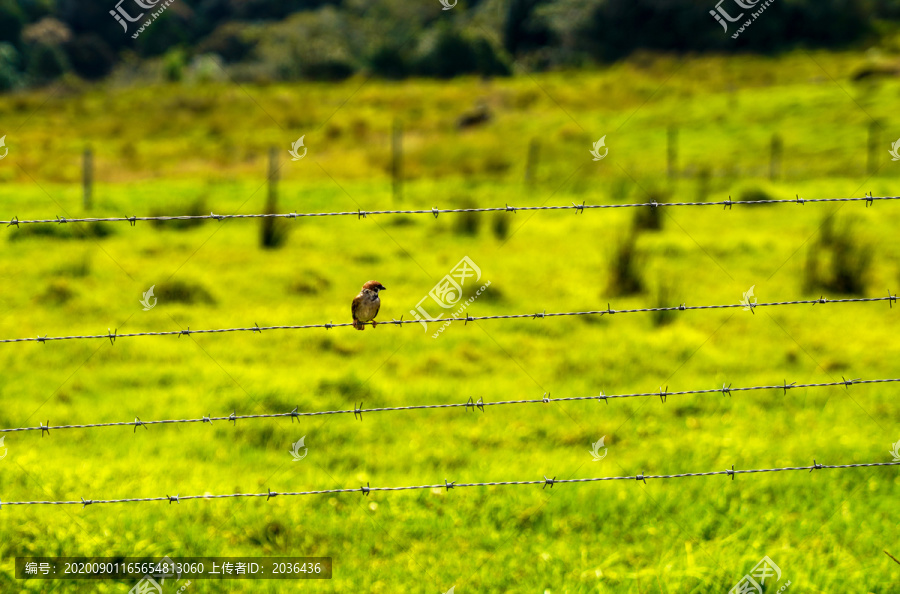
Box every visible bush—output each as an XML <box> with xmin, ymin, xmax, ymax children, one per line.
<box><xmin>491</xmin><ymin>211</ymin><xmax>510</xmax><ymax>240</ymax></box>
<box><xmin>535</xmin><ymin>0</ymin><xmax>871</xmax><ymax>64</ymax></box>
<box><xmin>162</xmin><ymin>48</ymin><xmax>186</xmax><ymax>82</ymax></box>
<box><xmin>196</xmin><ymin>22</ymin><xmax>256</xmax><ymax>63</ymax></box>
<box><xmin>453</xmin><ymin>199</ymin><xmax>482</xmax><ymax>236</ymax></box>
<box><xmin>0</xmin><ymin>42</ymin><xmax>21</xmax><ymax>91</ymax></box>
<box><xmin>150</xmin><ymin>197</ymin><xmax>208</xmax><ymax>231</ymax></box>
<box><xmin>256</xmin><ymin>7</ymin><xmax>357</xmax><ymax>81</ymax></box>
<box><xmin>37</xmin><ymin>279</ymin><xmax>75</xmax><ymax>305</ymax></box>
<box><xmin>0</xmin><ymin>0</ymin><xmax>26</xmax><ymax>46</ymax></box>
<box><xmin>415</xmin><ymin>27</ymin><xmax>510</xmax><ymax>78</ymax></box>
<box><xmin>738</xmin><ymin>185</ymin><xmax>775</xmax><ymax>204</ymax></box>
<box><xmin>289</xmin><ymin>272</ymin><xmax>331</xmax><ymax>295</ymax></box>
<box><xmin>9</xmin><ymin>222</ymin><xmax>114</xmax><ymax>242</ymax></box>
<box><xmin>22</xmin><ymin>18</ymin><xmax>72</xmax><ymax>83</ymax></box>
<box><xmin>26</xmin><ymin>43</ymin><xmax>67</xmax><ymax>81</ymax></box>
<box><xmin>64</xmin><ymin>34</ymin><xmax>114</xmax><ymax>80</ymax></box>
<box><xmin>134</xmin><ymin>11</ymin><xmax>193</xmax><ymax>58</ymax></box>
<box><xmin>632</xmin><ymin>189</ymin><xmax>667</xmax><ymax>231</ymax></box>
<box><xmin>156</xmin><ymin>280</ymin><xmax>217</xmax><ymax>305</ymax></box>
<box><xmin>187</xmin><ymin>53</ymin><xmax>227</xmax><ymax>83</ymax></box>
<box><xmin>803</xmin><ymin>216</ymin><xmax>872</xmax><ymax>295</ymax></box>
<box><xmin>368</xmin><ymin>44</ymin><xmax>409</xmax><ymax>79</ymax></box>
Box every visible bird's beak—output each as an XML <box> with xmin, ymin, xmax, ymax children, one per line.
<box><xmin>380</xmin><ymin>286</ymin><xmax>387</xmax><ymax>291</ymax></box>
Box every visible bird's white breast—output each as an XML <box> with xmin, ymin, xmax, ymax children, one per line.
<box><xmin>356</xmin><ymin>293</ymin><xmax>380</xmax><ymax>321</ymax></box>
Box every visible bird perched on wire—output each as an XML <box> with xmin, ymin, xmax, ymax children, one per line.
<box><xmin>351</xmin><ymin>280</ymin><xmax>386</xmax><ymax>330</ymax></box>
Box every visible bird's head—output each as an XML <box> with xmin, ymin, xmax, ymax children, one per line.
<box><xmin>362</xmin><ymin>280</ymin><xmax>386</xmax><ymax>294</ymax></box>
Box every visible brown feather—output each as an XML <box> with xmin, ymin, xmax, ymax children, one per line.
<box><xmin>351</xmin><ymin>289</ymin><xmax>381</xmax><ymax>330</ymax></box>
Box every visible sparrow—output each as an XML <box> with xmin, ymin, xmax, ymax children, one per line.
<box><xmin>351</xmin><ymin>280</ymin><xmax>386</xmax><ymax>330</ymax></box>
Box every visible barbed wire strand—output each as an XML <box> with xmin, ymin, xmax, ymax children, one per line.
<box><xmin>2</xmin><ymin>376</ymin><xmax>895</xmax><ymax>435</ymax></box>
<box><xmin>2</xmin><ymin>461</ymin><xmax>897</xmax><ymax>508</ymax></box>
<box><xmin>0</xmin><ymin>193</ymin><xmax>894</xmax><ymax>227</ymax></box>
<box><xmin>1</xmin><ymin>295</ymin><xmax>896</xmax><ymax>345</ymax></box>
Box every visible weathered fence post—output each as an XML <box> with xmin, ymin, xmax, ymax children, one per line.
<box><xmin>868</xmin><ymin>121</ymin><xmax>880</xmax><ymax>176</ymax></box>
<box><xmin>525</xmin><ymin>137</ymin><xmax>540</xmax><ymax>186</ymax></box>
<box><xmin>769</xmin><ymin>134</ymin><xmax>782</xmax><ymax>181</ymax></box>
<box><xmin>261</xmin><ymin>146</ymin><xmax>281</xmax><ymax>248</ymax></box>
<box><xmin>667</xmin><ymin>126</ymin><xmax>678</xmax><ymax>180</ymax></box>
<box><xmin>82</xmin><ymin>147</ymin><xmax>93</xmax><ymax>211</ymax></box>
<box><xmin>392</xmin><ymin>119</ymin><xmax>402</xmax><ymax>204</ymax></box>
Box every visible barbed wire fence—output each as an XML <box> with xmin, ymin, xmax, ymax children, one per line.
<box><xmin>0</xmin><ymin>193</ymin><xmax>894</xmax><ymax>228</ymax></box>
<box><xmin>0</xmin><ymin>295</ymin><xmax>895</xmax><ymax>345</ymax></box>
<box><xmin>3</xmin><ymin>194</ymin><xmax>900</xmax><ymax>515</ymax></box>
<box><xmin>3</xmin><ymin>462</ymin><xmax>897</xmax><ymax>508</ymax></box>
<box><xmin>1</xmin><ymin>376</ymin><xmax>897</xmax><ymax>436</ymax></box>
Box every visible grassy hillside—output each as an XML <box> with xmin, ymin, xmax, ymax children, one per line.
<box><xmin>0</xmin><ymin>51</ymin><xmax>899</xmax><ymax>592</ymax></box>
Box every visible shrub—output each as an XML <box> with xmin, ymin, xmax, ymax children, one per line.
<box><xmin>0</xmin><ymin>42</ymin><xmax>21</xmax><ymax>91</ymax></box>
<box><xmin>738</xmin><ymin>185</ymin><xmax>775</xmax><ymax>204</ymax></box>
<box><xmin>491</xmin><ymin>211</ymin><xmax>510</xmax><ymax>240</ymax></box>
<box><xmin>9</xmin><ymin>222</ymin><xmax>114</xmax><ymax>242</ymax></box>
<box><xmin>803</xmin><ymin>216</ymin><xmax>872</xmax><ymax>295</ymax></box>
<box><xmin>256</xmin><ymin>7</ymin><xmax>356</xmax><ymax>81</ymax></box>
<box><xmin>156</xmin><ymin>280</ymin><xmax>217</xmax><ymax>305</ymax></box>
<box><xmin>632</xmin><ymin>189</ymin><xmax>667</xmax><ymax>232</ymax></box>
<box><xmin>415</xmin><ymin>27</ymin><xmax>510</xmax><ymax>78</ymax></box>
<box><xmin>453</xmin><ymin>199</ymin><xmax>482</xmax><ymax>236</ymax></box>
<box><xmin>64</xmin><ymin>34</ymin><xmax>114</xmax><ymax>80</ymax></box>
<box><xmin>162</xmin><ymin>48</ymin><xmax>186</xmax><ymax>82</ymax></box>
<box><xmin>0</xmin><ymin>0</ymin><xmax>26</xmax><ymax>46</ymax></box>
<box><xmin>37</xmin><ymin>279</ymin><xmax>75</xmax><ymax>305</ymax></box>
<box><xmin>26</xmin><ymin>43</ymin><xmax>68</xmax><ymax>83</ymax></box>
<box><xmin>196</xmin><ymin>22</ymin><xmax>256</xmax><ymax>63</ymax></box>
<box><xmin>368</xmin><ymin>44</ymin><xmax>409</xmax><ymax>79</ymax></box>
<box><xmin>150</xmin><ymin>197</ymin><xmax>208</xmax><ymax>230</ymax></box>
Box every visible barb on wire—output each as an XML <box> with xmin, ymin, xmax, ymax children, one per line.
<box><xmin>3</xmin><ymin>377</ymin><xmax>899</xmax><ymax>435</ymax></box>
<box><xmin>0</xmin><ymin>295</ymin><xmax>894</xmax><ymax>344</ymax></box>
<box><xmin>3</xmin><ymin>195</ymin><xmax>900</xmax><ymax>227</ymax></box>
<box><xmin>2</xmin><ymin>461</ymin><xmax>897</xmax><ymax>508</ymax></box>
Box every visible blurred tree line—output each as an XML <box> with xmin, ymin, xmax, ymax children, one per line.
<box><xmin>0</xmin><ymin>0</ymin><xmax>897</xmax><ymax>89</ymax></box>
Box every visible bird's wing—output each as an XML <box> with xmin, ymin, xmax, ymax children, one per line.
<box><xmin>373</xmin><ymin>300</ymin><xmax>380</xmax><ymax>320</ymax></box>
<box><xmin>351</xmin><ymin>295</ymin><xmax>363</xmax><ymax>321</ymax></box>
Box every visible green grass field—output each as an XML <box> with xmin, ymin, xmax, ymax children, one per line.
<box><xmin>1</xmin><ymin>50</ymin><xmax>900</xmax><ymax>592</ymax></box>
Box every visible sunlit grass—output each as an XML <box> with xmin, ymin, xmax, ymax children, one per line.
<box><xmin>1</xmin><ymin>50</ymin><xmax>900</xmax><ymax>592</ymax></box>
